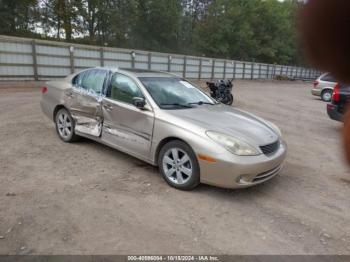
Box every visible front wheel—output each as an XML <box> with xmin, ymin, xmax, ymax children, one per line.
<box><xmin>158</xmin><ymin>140</ymin><xmax>200</xmax><ymax>190</ymax></box>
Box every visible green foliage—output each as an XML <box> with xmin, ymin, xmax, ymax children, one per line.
<box><xmin>130</xmin><ymin>0</ymin><xmax>182</xmax><ymax>52</ymax></box>
<box><xmin>0</xmin><ymin>0</ymin><xmax>38</xmax><ymax>35</ymax></box>
<box><xmin>0</xmin><ymin>0</ymin><xmax>305</xmax><ymax>65</ymax></box>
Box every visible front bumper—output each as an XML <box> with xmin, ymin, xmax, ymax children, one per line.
<box><xmin>311</xmin><ymin>88</ymin><xmax>321</xmax><ymax>96</ymax></box>
<box><xmin>327</xmin><ymin>104</ymin><xmax>343</xmax><ymax>122</ymax></box>
<box><xmin>199</xmin><ymin>140</ymin><xmax>287</xmax><ymax>189</ymax></box>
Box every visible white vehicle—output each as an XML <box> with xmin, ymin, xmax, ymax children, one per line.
<box><xmin>311</xmin><ymin>73</ymin><xmax>337</xmax><ymax>102</ymax></box>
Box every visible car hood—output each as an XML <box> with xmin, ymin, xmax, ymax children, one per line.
<box><xmin>165</xmin><ymin>104</ymin><xmax>279</xmax><ymax>147</ymax></box>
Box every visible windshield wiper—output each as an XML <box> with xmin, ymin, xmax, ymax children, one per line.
<box><xmin>160</xmin><ymin>103</ymin><xmax>193</xmax><ymax>108</ymax></box>
<box><xmin>188</xmin><ymin>101</ymin><xmax>215</xmax><ymax>106</ymax></box>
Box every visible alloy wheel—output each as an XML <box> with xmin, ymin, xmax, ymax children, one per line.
<box><xmin>162</xmin><ymin>148</ymin><xmax>193</xmax><ymax>185</ymax></box>
<box><xmin>57</xmin><ymin>111</ymin><xmax>72</xmax><ymax>139</ymax></box>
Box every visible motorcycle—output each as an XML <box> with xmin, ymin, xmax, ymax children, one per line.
<box><xmin>206</xmin><ymin>79</ymin><xmax>234</xmax><ymax>105</ymax></box>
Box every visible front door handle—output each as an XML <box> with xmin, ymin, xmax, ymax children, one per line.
<box><xmin>65</xmin><ymin>91</ymin><xmax>74</xmax><ymax>98</ymax></box>
<box><xmin>103</xmin><ymin>104</ymin><xmax>113</xmax><ymax>111</ymax></box>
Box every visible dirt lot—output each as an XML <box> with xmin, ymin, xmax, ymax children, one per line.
<box><xmin>0</xmin><ymin>79</ymin><xmax>350</xmax><ymax>255</ymax></box>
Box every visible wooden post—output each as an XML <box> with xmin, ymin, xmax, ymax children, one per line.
<box><xmin>167</xmin><ymin>55</ymin><xmax>171</xmax><ymax>72</ymax></box>
<box><xmin>250</xmin><ymin>63</ymin><xmax>254</xmax><ymax>80</ymax></box>
<box><xmin>198</xmin><ymin>58</ymin><xmax>202</xmax><ymax>80</ymax></box>
<box><xmin>183</xmin><ymin>56</ymin><xmax>187</xmax><ymax>78</ymax></box>
<box><xmin>69</xmin><ymin>46</ymin><xmax>74</xmax><ymax>74</ymax></box>
<box><xmin>233</xmin><ymin>61</ymin><xmax>236</xmax><ymax>79</ymax></box>
<box><xmin>211</xmin><ymin>59</ymin><xmax>215</xmax><ymax>80</ymax></box>
<box><xmin>31</xmin><ymin>40</ymin><xmax>38</xmax><ymax>80</ymax></box>
<box><xmin>258</xmin><ymin>64</ymin><xmax>261</xmax><ymax>79</ymax></box>
<box><xmin>243</xmin><ymin>62</ymin><xmax>246</xmax><ymax>79</ymax></box>
<box><xmin>223</xmin><ymin>60</ymin><xmax>227</xmax><ymax>79</ymax></box>
<box><xmin>100</xmin><ymin>47</ymin><xmax>104</xmax><ymax>67</ymax></box>
<box><xmin>131</xmin><ymin>51</ymin><xmax>135</xmax><ymax>69</ymax></box>
<box><xmin>148</xmin><ymin>53</ymin><xmax>152</xmax><ymax>70</ymax></box>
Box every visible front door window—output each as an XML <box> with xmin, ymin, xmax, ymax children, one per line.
<box><xmin>108</xmin><ymin>73</ymin><xmax>144</xmax><ymax>104</ymax></box>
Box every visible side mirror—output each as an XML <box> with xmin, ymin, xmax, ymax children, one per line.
<box><xmin>132</xmin><ymin>97</ymin><xmax>146</xmax><ymax>109</ymax></box>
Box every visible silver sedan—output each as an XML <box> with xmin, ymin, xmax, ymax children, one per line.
<box><xmin>40</xmin><ymin>67</ymin><xmax>287</xmax><ymax>190</ymax></box>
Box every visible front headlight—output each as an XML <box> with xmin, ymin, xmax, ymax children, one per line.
<box><xmin>266</xmin><ymin>121</ymin><xmax>282</xmax><ymax>137</ymax></box>
<box><xmin>206</xmin><ymin>131</ymin><xmax>260</xmax><ymax>156</ymax></box>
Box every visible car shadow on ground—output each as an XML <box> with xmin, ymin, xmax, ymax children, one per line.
<box><xmin>74</xmin><ymin>137</ymin><xmax>282</xmax><ymax>199</ymax></box>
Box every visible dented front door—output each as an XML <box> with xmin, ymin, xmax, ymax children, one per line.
<box><xmin>101</xmin><ymin>73</ymin><xmax>154</xmax><ymax>160</ymax></box>
<box><xmin>68</xmin><ymin>69</ymin><xmax>108</xmax><ymax>137</ymax></box>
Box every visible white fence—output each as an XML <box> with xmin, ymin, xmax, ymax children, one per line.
<box><xmin>0</xmin><ymin>35</ymin><xmax>321</xmax><ymax>81</ymax></box>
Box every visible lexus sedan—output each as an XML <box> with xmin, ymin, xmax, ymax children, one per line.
<box><xmin>41</xmin><ymin>67</ymin><xmax>287</xmax><ymax>190</ymax></box>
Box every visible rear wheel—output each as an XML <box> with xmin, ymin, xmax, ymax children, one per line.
<box><xmin>55</xmin><ymin>108</ymin><xmax>79</xmax><ymax>142</ymax></box>
<box><xmin>158</xmin><ymin>140</ymin><xmax>200</xmax><ymax>190</ymax></box>
<box><xmin>321</xmin><ymin>89</ymin><xmax>332</xmax><ymax>102</ymax></box>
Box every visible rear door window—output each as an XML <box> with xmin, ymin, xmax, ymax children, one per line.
<box><xmin>321</xmin><ymin>74</ymin><xmax>336</xmax><ymax>83</ymax></box>
<box><xmin>73</xmin><ymin>69</ymin><xmax>108</xmax><ymax>95</ymax></box>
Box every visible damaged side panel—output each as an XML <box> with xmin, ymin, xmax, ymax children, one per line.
<box><xmin>101</xmin><ymin>98</ymin><xmax>155</xmax><ymax>161</ymax></box>
<box><xmin>62</xmin><ymin>68</ymin><xmax>109</xmax><ymax>137</ymax></box>
<box><xmin>63</xmin><ymin>86</ymin><xmax>104</xmax><ymax>137</ymax></box>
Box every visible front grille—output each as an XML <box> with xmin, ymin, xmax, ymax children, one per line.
<box><xmin>260</xmin><ymin>140</ymin><xmax>280</xmax><ymax>156</ymax></box>
<box><xmin>253</xmin><ymin>166</ymin><xmax>281</xmax><ymax>182</ymax></box>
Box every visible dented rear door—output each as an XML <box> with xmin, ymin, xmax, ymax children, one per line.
<box><xmin>69</xmin><ymin>69</ymin><xmax>109</xmax><ymax>137</ymax></box>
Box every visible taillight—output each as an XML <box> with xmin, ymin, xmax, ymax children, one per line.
<box><xmin>313</xmin><ymin>80</ymin><xmax>319</xmax><ymax>88</ymax></box>
<box><xmin>332</xmin><ymin>83</ymin><xmax>340</xmax><ymax>102</ymax></box>
<box><xmin>41</xmin><ymin>86</ymin><xmax>48</xmax><ymax>94</ymax></box>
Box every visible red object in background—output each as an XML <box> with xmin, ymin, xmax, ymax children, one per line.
<box><xmin>332</xmin><ymin>83</ymin><xmax>340</xmax><ymax>102</ymax></box>
<box><xmin>327</xmin><ymin>103</ymin><xmax>335</xmax><ymax>110</ymax></box>
<box><xmin>41</xmin><ymin>86</ymin><xmax>48</xmax><ymax>94</ymax></box>
<box><xmin>313</xmin><ymin>80</ymin><xmax>319</xmax><ymax>88</ymax></box>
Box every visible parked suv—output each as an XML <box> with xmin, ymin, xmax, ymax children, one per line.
<box><xmin>327</xmin><ymin>83</ymin><xmax>349</xmax><ymax>122</ymax></box>
<box><xmin>312</xmin><ymin>73</ymin><xmax>337</xmax><ymax>102</ymax></box>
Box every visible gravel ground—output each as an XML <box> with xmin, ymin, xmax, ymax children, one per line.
<box><xmin>0</xmin><ymin>79</ymin><xmax>349</xmax><ymax>255</ymax></box>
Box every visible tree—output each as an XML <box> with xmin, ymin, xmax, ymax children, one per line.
<box><xmin>131</xmin><ymin>0</ymin><xmax>182</xmax><ymax>52</ymax></box>
<box><xmin>97</xmin><ymin>0</ymin><xmax>137</xmax><ymax>47</ymax></box>
<box><xmin>40</xmin><ymin>0</ymin><xmax>79</xmax><ymax>40</ymax></box>
<box><xmin>0</xmin><ymin>0</ymin><xmax>306</xmax><ymax>66</ymax></box>
<box><xmin>192</xmin><ymin>0</ymin><xmax>302</xmax><ymax>64</ymax></box>
<box><xmin>0</xmin><ymin>0</ymin><xmax>38</xmax><ymax>35</ymax></box>
<box><xmin>179</xmin><ymin>0</ymin><xmax>212</xmax><ymax>54</ymax></box>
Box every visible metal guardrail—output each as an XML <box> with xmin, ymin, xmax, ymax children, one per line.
<box><xmin>0</xmin><ymin>35</ymin><xmax>321</xmax><ymax>81</ymax></box>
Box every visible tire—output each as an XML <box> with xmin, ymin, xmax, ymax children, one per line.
<box><xmin>55</xmin><ymin>108</ymin><xmax>80</xmax><ymax>143</ymax></box>
<box><xmin>158</xmin><ymin>140</ymin><xmax>200</xmax><ymax>190</ymax></box>
<box><xmin>321</xmin><ymin>89</ymin><xmax>332</xmax><ymax>102</ymax></box>
<box><xmin>227</xmin><ymin>94</ymin><xmax>234</xmax><ymax>105</ymax></box>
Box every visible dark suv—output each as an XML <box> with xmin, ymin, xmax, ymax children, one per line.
<box><xmin>327</xmin><ymin>83</ymin><xmax>349</xmax><ymax>122</ymax></box>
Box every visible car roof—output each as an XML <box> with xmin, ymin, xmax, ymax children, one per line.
<box><xmin>99</xmin><ymin>67</ymin><xmax>181</xmax><ymax>78</ymax></box>
<box><xmin>120</xmin><ymin>68</ymin><xmax>181</xmax><ymax>78</ymax></box>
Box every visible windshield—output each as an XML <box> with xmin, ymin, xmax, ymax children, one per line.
<box><xmin>139</xmin><ymin>77</ymin><xmax>215</xmax><ymax>109</ymax></box>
